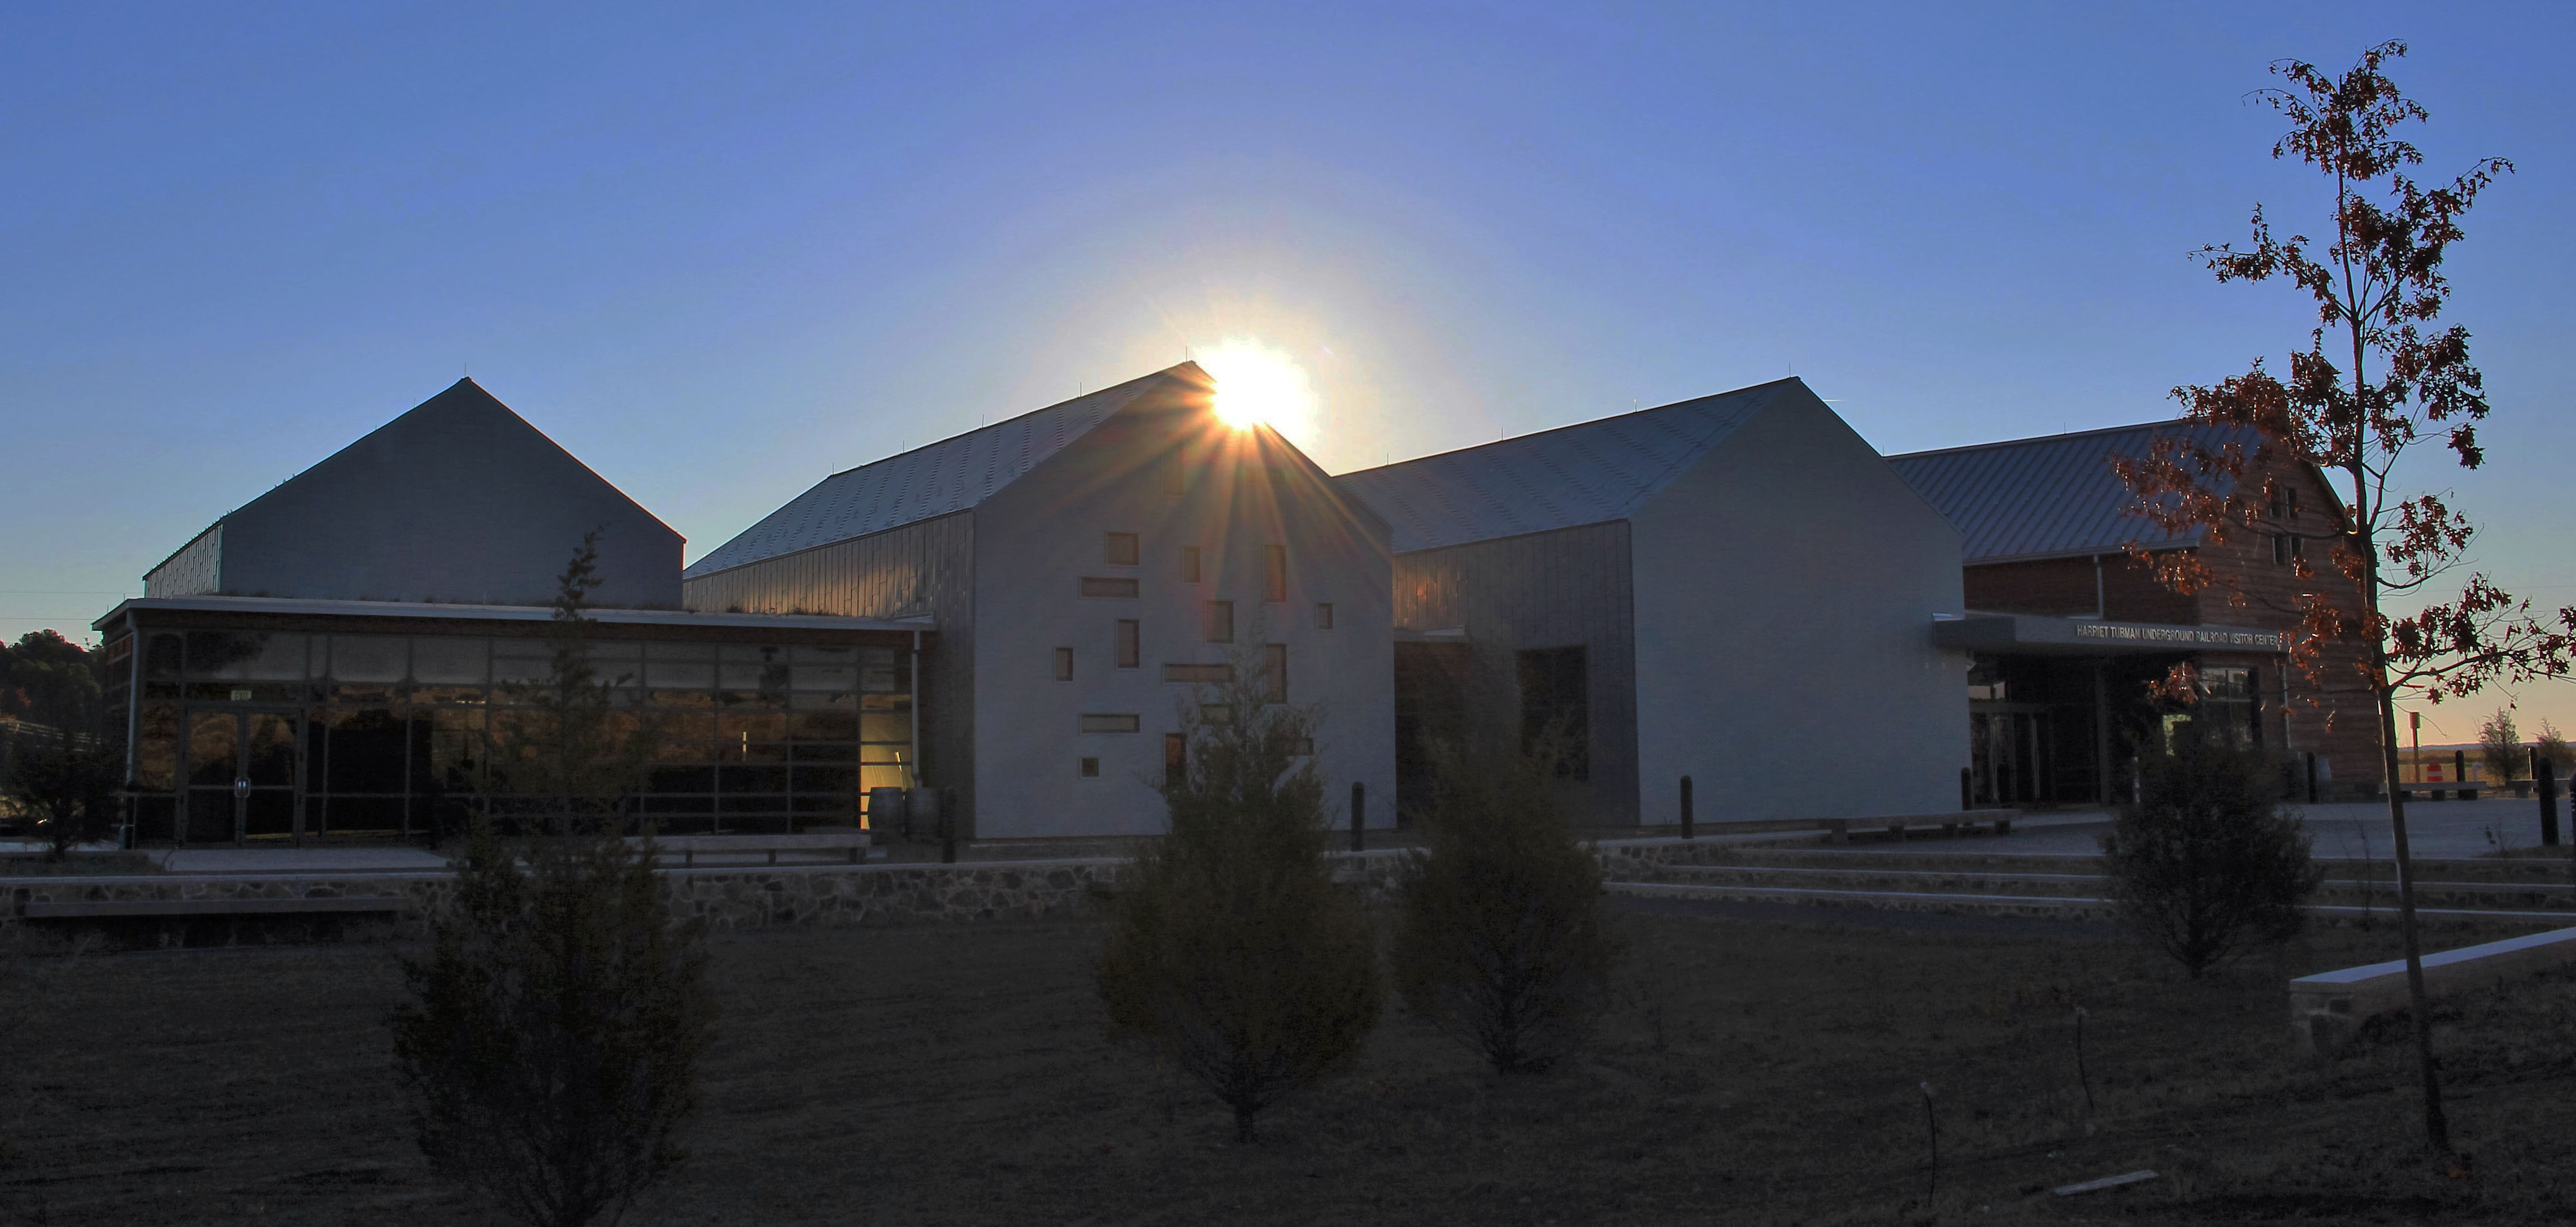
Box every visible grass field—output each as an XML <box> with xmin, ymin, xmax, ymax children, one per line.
<box><xmin>3</xmin><ymin>904</ymin><xmax>2571</xmax><ymax>1225</ymax></box>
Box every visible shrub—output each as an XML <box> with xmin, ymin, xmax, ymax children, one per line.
<box><xmin>2101</xmin><ymin>724</ymin><xmax>2323</xmax><ymax>977</ymax></box>
<box><xmin>390</xmin><ymin>821</ymin><xmax>716</xmax><ymax>1227</ymax></box>
<box><xmin>3</xmin><ymin>737</ymin><xmax>119</xmax><ymax>862</ymax></box>
<box><xmin>1096</xmin><ymin>644</ymin><xmax>1380</xmax><ymax>1142</ymax></box>
<box><xmin>1393</xmin><ymin>736</ymin><xmax>1622</xmax><ymax>1073</ymax></box>
<box><xmin>2479</xmin><ymin>708</ymin><xmax>2527</xmax><ymax>783</ymax></box>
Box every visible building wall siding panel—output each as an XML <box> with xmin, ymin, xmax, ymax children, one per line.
<box><xmin>144</xmin><ymin>524</ymin><xmax>222</xmax><ymax>597</ymax></box>
<box><xmin>1390</xmin><ymin>521</ymin><xmax>1639</xmax><ymax>825</ymax></box>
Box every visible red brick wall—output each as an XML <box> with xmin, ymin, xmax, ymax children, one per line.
<box><xmin>1958</xmin><ymin>461</ymin><xmax>2382</xmax><ymax>794</ymax></box>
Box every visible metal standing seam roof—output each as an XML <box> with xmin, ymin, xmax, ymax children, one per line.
<box><xmin>683</xmin><ymin>368</ymin><xmax>1186</xmax><ymax>578</ymax></box>
<box><xmin>1330</xmin><ymin>379</ymin><xmax>1799</xmax><ymax>554</ymax></box>
<box><xmin>1885</xmin><ymin>421</ymin><xmax>2260</xmax><ymax>564</ymax></box>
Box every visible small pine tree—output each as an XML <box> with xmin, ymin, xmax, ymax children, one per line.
<box><xmin>1393</xmin><ymin>736</ymin><xmax>1621</xmax><ymax>1073</ymax></box>
<box><xmin>3</xmin><ymin>738</ymin><xmax>118</xmax><ymax>861</ymax></box>
<box><xmin>2536</xmin><ymin>720</ymin><xmax>2573</xmax><ymax>775</ymax></box>
<box><xmin>2102</xmin><ymin>723</ymin><xmax>2325</xmax><ymax>977</ymax></box>
<box><xmin>390</xmin><ymin>538</ymin><xmax>716</xmax><ymax>1227</ymax></box>
<box><xmin>2478</xmin><ymin>708</ymin><xmax>2526</xmax><ymax>782</ymax></box>
<box><xmin>391</xmin><ymin>822</ymin><xmax>716</xmax><ymax>1227</ymax></box>
<box><xmin>1096</xmin><ymin>641</ymin><xmax>1380</xmax><ymax>1142</ymax></box>
<box><xmin>486</xmin><ymin>533</ymin><xmax>655</xmax><ymax>838</ymax></box>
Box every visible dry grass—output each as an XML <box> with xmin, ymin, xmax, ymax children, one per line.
<box><xmin>3</xmin><ymin>907</ymin><xmax>2572</xmax><ymax>1225</ymax></box>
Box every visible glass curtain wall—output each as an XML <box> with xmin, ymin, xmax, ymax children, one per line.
<box><xmin>125</xmin><ymin>626</ymin><xmax>915</xmax><ymax>845</ymax></box>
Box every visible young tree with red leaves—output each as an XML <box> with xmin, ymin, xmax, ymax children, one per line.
<box><xmin>2118</xmin><ymin>41</ymin><xmax>2575</xmax><ymax>1158</ymax></box>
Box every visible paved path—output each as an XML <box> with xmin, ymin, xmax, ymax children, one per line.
<box><xmin>144</xmin><ymin>847</ymin><xmax>452</xmax><ymax>874</ymax></box>
<box><xmin>1812</xmin><ymin>797</ymin><xmax>2570</xmax><ymax>861</ymax></box>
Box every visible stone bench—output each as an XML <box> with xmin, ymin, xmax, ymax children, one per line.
<box><xmin>625</xmin><ymin>830</ymin><xmax>875</xmax><ymax>866</ymax></box>
<box><xmin>23</xmin><ymin>895</ymin><xmax>410</xmax><ymax>919</ymax></box>
<box><xmin>1820</xmin><ymin>810</ymin><xmax>2019</xmax><ymax>843</ymax></box>
<box><xmin>2290</xmin><ymin>926</ymin><xmax>2576</xmax><ymax>1056</ymax></box>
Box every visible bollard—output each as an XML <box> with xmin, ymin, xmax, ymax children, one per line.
<box><xmin>1959</xmin><ymin>766</ymin><xmax>1973</xmax><ymax>811</ymax></box>
<box><xmin>1680</xmin><ymin>775</ymin><xmax>1695</xmax><ymax>841</ymax></box>
<box><xmin>2455</xmin><ymin>750</ymin><xmax>2474</xmax><ymax>800</ymax></box>
<box><xmin>1351</xmin><ymin>781</ymin><xmax>1365</xmax><ymax>853</ymax></box>
<box><xmin>939</xmin><ymin>786</ymin><xmax>958</xmax><ymax>864</ymax></box>
<box><xmin>2539</xmin><ymin>754</ymin><xmax>2561</xmax><ymax>847</ymax></box>
<box><xmin>2305</xmin><ymin>752</ymin><xmax>2319</xmax><ymax>804</ymax></box>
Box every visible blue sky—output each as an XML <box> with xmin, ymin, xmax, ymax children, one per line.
<box><xmin>5</xmin><ymin>1</ymin><xmax>2569</xmax><ymax>739</ymax></box>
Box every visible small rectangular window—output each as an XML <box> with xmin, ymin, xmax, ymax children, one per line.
<box><xmin>1181</xmin><ymin>546</ymin><xmax>1201</xmax><ymax>584</ymax></box>
<box><xmin>1263</xmin><ymin>643</ymin><xmax>1287</xmax><ymax>703</ymax></box>
<box><xmin>1079</xmin><ymin>756</ymin><xmax>1101</xmax><ymax>778</ymax></box>
<box><xmin>1164</xmin><ymin>733</ymin><xmax>1186</xmax><ymax>784</ymax></box>
<box><xmin>1080</xmin><ymin>713</ymin><xmax>1141</xmax><ymax>734</ymax></box>
<box><xmin>1313</xmin><ymin>602</ymin><xmax>1334</xmax><ymax>630</ymax></box>
<box><xmin>2271</xmin><ymin>533</ymin><xmax>2290</xmax><ymax>565</ymax></box>
<box><xmin>1199</xmin><ymin>703</ymin><xmax>1234</xmax><ymax>725</ymax></box>
<box><xmin>1116</xmin><ymin>620</ymin><xmax>1141</xmax><ymax>669</ymax></box>
<box><xmin>1204</xmin><ymin>600</ymin><xmax>1234</xmax><ymax>643</ymax></box>
<box><xmin>1162</xmin><ymin>663</ymin><xmax>1233</xmax><ymax>684</ymax></box>
<box><xmin>1054</xmin><ymin>647</ymin><xmax>1073</xmax><ymax>681</ymax></box>
<box><xmin>1104</xmin><ymin>532</ymin><xmax>1139</xmax><ymax>566</ymax></box>
<box><xmin>1264</xmin><ymin>545</ymin><xmax>1287</xmax><ymax>603</ymax></box>
<box><xmin>1080</xmin><ymin>577</ymin><xmax>1139</xmax><ymax>599</ymax></box>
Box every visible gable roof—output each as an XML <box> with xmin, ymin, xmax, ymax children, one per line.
<box><xmin>1330</xmin><ymin>378</ymin><xmax>1800</xmax><ymax>553</ymax></box>
<box><xmin>1885</xmin><ymin>421</ymin><xmax>2259</xmax><ymax>564</ymax></box>
<box><xmin>684</xmin><ymin>367</ymin><xmax>1191</xmax><ymax>579</ymax></box>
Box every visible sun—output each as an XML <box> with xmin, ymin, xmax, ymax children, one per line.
<box><xmin>1198</xmin><ymin>340</ymin><xmax>1316</xmax><ymax>438</ymax></box>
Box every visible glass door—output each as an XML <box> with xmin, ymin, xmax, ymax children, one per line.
<box><xmin>181</xmin><ymin>710</ymin><xmax>303</xmax><ymax>845</ymax></box>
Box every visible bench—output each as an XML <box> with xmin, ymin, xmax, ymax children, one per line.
<box><xmin>23</xmin><ymin>895</ymin><xmax>410</xmax><ymax>919</ymax></box>
<box><xmin>1820</xmin><ymin>810</ymin><xmax>2020</xmax><ymax>843</ymax></box>
<box><xmin>2393</xmin><ymin>782</ymin><xmax>2484</xmax><ymax>800</ymax></box>
<box><xmin>2289</xmin><ymin>926</ymin><xmax>2576</xmax><ymax>1056</ymax></box>
<box><xmin>626</xmin><ymin>830</ymin><xmax>874</xmax><ymax>866</ymax></box>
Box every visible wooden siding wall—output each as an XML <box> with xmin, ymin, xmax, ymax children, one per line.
<box><xmin>681</xmin><ymin>512</ymin><xmax>980</xmax><ymax>827</ymax></box>
<box><xmin>1392</xmin><ymin>521</ymin><xmax>1639</xmax><ymax>824</ymax></box>
<box><xmin>1963</xmin><ymin>554</ymin><xmax>2194</xmax><ymax>624</ymax></box>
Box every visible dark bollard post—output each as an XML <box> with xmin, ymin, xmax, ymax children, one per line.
<box><xmin>2456</xmin><ymin>749</ymin><xmax>2473</xmax><ymax>800</ymax></box>
<box><xmin>1680</xmin><ymin>775</ymin><xmax>1695</xmax><ymax>841</ymax></box>
<box><xmin>2538</xmin><ymin>753</ymin><xmax>2561</xmax><ymax>847</ymax></box>
<box><xmin>1351</xmin><ymin>781</ymin><xmax>1365</xmax><ymax>853</ymax></box>
<box><xmin>2305</xmin><ymin>752</ymin><xmax>2319</xmax><ymax>804</ymax></box>
<box><xmin>1959</xmin><ymin>767</ymin><xmax>1973</xmax><ymax>811</ymax></box>
<box><xmin>940</xmin><ymin>787</ymin><xmax>958</xmax><ymax>864</ymax></box>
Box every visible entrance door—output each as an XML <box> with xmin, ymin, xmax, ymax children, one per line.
<box><xmin>1970</xmin><ymin>707</ymin><xmax>2051</xmax><ymax>806</ymax></box>
<box><xmin>184</xmin><ymin>710</ymin><xmax>301</xmax><ymax>845</ymax></box>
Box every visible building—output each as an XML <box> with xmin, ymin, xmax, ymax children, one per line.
<box><xmin>98</xmin><ymin>380</ymin><xmax>925</xmax><ymax>846</ymax></box>
<box><xmin>1888</xmin><ymin>422</ymin><xmax>2375</xmax><ymax>804</ymax></box>
<box><xmin>1334</xmin><ymin>377</ymin><xmax>1969</xmax><ymax>826</ymax></box>
<box><xmin>680</xmin><ymin>364</ymin><xmax>1397</xmax><ymax>841</ymax></box>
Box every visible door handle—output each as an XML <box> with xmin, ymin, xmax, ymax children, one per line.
<box><xmin>234</xmin><ymin>777</ymin><xmax>251</xmax><ymax>799</ymax></box>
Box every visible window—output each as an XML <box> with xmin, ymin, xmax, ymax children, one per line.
<box><xmin>1104</xmin><ymin>532</ymin><xmax>1139</xmax><ymax>566</ymax></box>
<box><xmin>1181</xmin><ymin>546</ymin><xmax>1201</xmax><ymax>583</ymax></box>
<box><xmin>1080</xmin><ymin>577</ymin><xmax>1139</xmax><ymax>599</ymax></box>
<box><xmin>1115</xmin><ymin>620</ymin><xmax>1140</xmax><ymax>669</ymax></box>
<box><xmin>1204</xmin><ymin>600</ymin><xmax>1234</xmax><ymax>643</ymax></box>
<box><xmin>1080</xmin><ymin>713</ymin><xmax>1141</xmax><ymax>734</ymax></box>
<box><xmin>1313</xmin><ymin>602</ymin><xmax>1334</xmax><ymax>630</ymax></box>
<box><xmin>2267</xmin><ymin>488</ymin><xmax>2286</xmax><ymax>519</ymax></box>
<box><xmin>2270</xmin><ymin>533</ymin><xmax>2303</xmax><ymax>565</ymax></box>
<box><xmin>2195</xmin><ymin>665</ymin><xmax>2260</xmax><ymax>745</ymax></box>
<box><xmin>1054</xmin><ymin>647</ymin><xmax>1073</xmax><ymax>681</ymax></box>
<box><xmin>1264</xmin><ymin>545</ymin><xmax>1287</xmax><ymax>602</ymax></box>
<box><xmin>1079</xmin><ymin>756</ymin><xmax>1101</xmax><ymax>778</ymax></box>
<box><xmin>1199</xmin><ymin>703</ymin><xmax>1234</xmax><ymax>725</ymax></box>
<box><xmin>1162</xmin><ymin>663</ymin><xmax>1233</xmax><ymax>684</ymax></box>
<box><xmin>1263</xmin><ymin>643</ymin><xmax>1287</xmax><ymax>703</ymax></box>
<box><xmin>1164</xmin><ymin>733</ymin><xmax>1186</xmax><ymax>784</ymax></box>
<box><xmin>1517</xmin><ymin>646</ymin><xmax>1590</xmax><ymax>780</ymax></box>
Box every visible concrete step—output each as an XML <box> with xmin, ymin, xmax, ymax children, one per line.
<box><xmin>1633</xmin><ymin>862</ymin><xmax>2576</xmax><ymax>912</ymax></box>
<box><xmin>1609</xmin><ymin>880</ymin><xmax>2574</xmax><ymax>929</ymax></box>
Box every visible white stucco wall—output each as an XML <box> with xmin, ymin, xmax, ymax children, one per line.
<box><xmin>968</xmin><ymin>397</ymin><xmax>1396</xmax><ymax>838</ymax></box>
<box><xmin>1626</xmin><ymin>387</ymin><xmax>1968</xmax><ymax>823</ymax></box>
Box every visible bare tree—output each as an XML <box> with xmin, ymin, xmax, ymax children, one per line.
<box><xmin>2116</xmin><ymin>41</ymin><xmax>2575</xmax><ymax>1154</ymax></box>
<box><xmin>1096</xmin><ymin>639</ymin><xmax>1380</xmax><ymax>1142</ymax></box>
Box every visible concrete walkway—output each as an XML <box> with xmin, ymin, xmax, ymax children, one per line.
<box><xmin>1804</xmin><ymin>797</ymin><xmax>2569</xmax><ymax>861</ymax></box>
<box><xmin>143</xmin><ymin>847</ymin><xmax>454</xmax><ymax>874</ymax></box>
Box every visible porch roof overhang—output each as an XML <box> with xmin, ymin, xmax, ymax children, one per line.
<box><xmin>92</xmin><ymin>595</ymin><xmax>934</xmax><ymax>646</ymax></box>
<box><xmin>1934</xmin><ymin>612</ymin><xmax>2285</xmax><ymax>656</ymax></box>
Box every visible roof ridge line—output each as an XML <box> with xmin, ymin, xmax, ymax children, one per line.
<box><xmin>1333</xmin><ymin>376</ymin><xmax>1800</xmax><ymax>478</ymax></box>
<box><xmin>1886</xmin><ymin>419</ymin><xmax>2199</xmax><ymax>462</ymax></box>
<box><xmin>815</xmin><ymin>367</ymin><xmax>1183</xmax><ymax>483</ymax></box>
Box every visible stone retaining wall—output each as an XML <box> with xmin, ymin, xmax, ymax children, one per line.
<box><xmin>0</xmin><ymin>835</ymin><xmax>1759</xmax><ymax>948</ymax></box>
